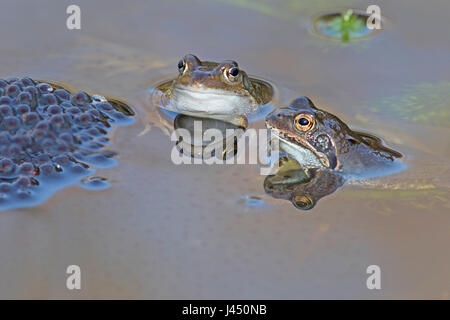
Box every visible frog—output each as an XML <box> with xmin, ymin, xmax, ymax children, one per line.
<box><xmin>264</xmin><ymin>152</ymin><xmax>450</xmax><ymax>211</ymax></box>
<box><xmin>264</xmin><ymin>156</ymin><xmax>345</xmax><ymax>210</ymax></box>
<box><xmin>265</xmin><ymin>96</ymin><xmax>404</xmax><ymax>179</ymax></box>
<box><xmin>159</xmin><ymin>54</ymin><xmax>273</xmax><ymax>116</ymax></box>
<box><xmin>262</xmin><ymin>96</ymin><xmax>448</xmax><ymax>210</ymax></box>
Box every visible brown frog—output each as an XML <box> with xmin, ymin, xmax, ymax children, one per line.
<box><xmin>163</xmin><ymin>54</ymin><xmax>273</xmax><ymax>116</ymax></box>
<box><xmin>265</xmin><ymin>96</ymin><xmax>404</xmax><ymax>178</ymax></box>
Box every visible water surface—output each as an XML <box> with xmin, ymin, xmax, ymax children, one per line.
<box><xmin>0</xmin><ymin>0</ymin><xmax>449</xmax><ymax>299</ymax></box>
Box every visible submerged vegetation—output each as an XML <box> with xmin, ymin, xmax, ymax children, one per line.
<box><xmin>328</xmin><ymin>10</ymin><xmax>365</xmax><ymax>42</ymax></box>
<box><xmin>367</xmin><ymin>82</ymin><xmax>450</xmax><ymax>127</ymax></box>
<box><xmin>313</xmin><ymin>9</ymin><xmax>378</xmax><ymax>42</ymax></box>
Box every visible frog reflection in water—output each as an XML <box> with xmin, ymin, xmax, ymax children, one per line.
<box><xmin>163</xmin><ymin>54</ymin><xmax>273</xmax><ymax>116</ymax></box>
<box><xmin>264</xmin><ymin>157</ymin><xmax>345</xmax><ymax>210</ymax></box>
<box><xmin>173</xmin><ymin>114</ymin><xmax>245</xmax><ymax>160</ymax></box>
<box><xmin>264</xmin><ymin>96</ymin><xmax>403</xmax><ymax>210</ymax></box>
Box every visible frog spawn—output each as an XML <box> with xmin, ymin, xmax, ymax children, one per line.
<box><xmin>0</xmin><ymin>77</ymin><xmax>134</xmax><ymax>210</ymax></box>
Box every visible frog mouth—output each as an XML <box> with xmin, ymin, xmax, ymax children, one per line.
<box><xmin>268</xmin><ymin>127</ymin><xmax>335</xmax><ymax>169</ymax></box>
<box><xmin>172</xmin><ymin>84</ymin><xmax>250</xmax><ymax>97</ymax></box>
<box><xmin>169</xmin><ymin>84</ymin><xmax>256</xmax><ymax>114</ymax></box>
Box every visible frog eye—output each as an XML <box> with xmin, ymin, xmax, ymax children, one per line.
<box><xmin>294</xmin><ymin>114</ymin><xmax>314</xmax><ymax>131</ymax></box>
<box><xmin>177</xmin><ymin>59</ymin><xmax>186</xmax><ymax>73</ymax></box>
<box><xmin>292</xmin><ymin>195</ymin><xmax>315</xmax><ymax>210</ymax></box>
<box><xmin>225</xmin><ymin>67</ymin><xmax>240</xmax><ymax>81</ymax></box>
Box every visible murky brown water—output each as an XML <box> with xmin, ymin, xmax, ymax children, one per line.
<box><xmin>0</xmin><ymin>0</ymin><xmax>449</xmax><ymax>299</ymax></box>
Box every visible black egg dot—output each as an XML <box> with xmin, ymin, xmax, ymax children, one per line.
<box><xmin>54</xmin><ymin>89</ymin><xmax>71</xmax><ymax>101</ymax></box>
<box><xmin>6</xmin><ymin>85</ymin><xmax>20</xmax><ymax>98</ymax></box>
<box><xmin>77</xmin><ymin>114</ymin><xmax>92</xmax><ymax>125</ymax></box>
<box><xmin>0</xmin><ymin>132</ymin><xmax>10</xmax><ymax>144</ymax></box>
<box><xmin>47</xmin><ymin>104</ymin><xmax>62</xmax><ymax>114</ymax></box>
<box><xmin>112</xmin><ymin>111</ymin><xmax>126</xmax><ymax>121</ymax></box>
<box><xmin>14</xmin><ymin>82</ymin><xmax>25</xmax><ymax>90</ymax></box>
<box><xmin>0</xmin><ymin>105</ymin><xmax>12</xmax><ymax>116</ymax></box>
<box><xmin>40</xmin><ymin>93</ymin><xmax>57</xmax><ymax>105</ymax></box>
<box><xmin>40</xmin><ymin>163</ymin><xmax>54</xmax><ymax>175</ymax></box>
<box><xmin>3</xmin><ymin>116</ymin><xmax>21</xmax><ymax>130</ymax></box>
<box><xmin>20</xmin><ymin>78</ymin><xmax>34</xmax><ymax>87</ymax></box>
<box><xmin>97</xmin><ymin>102</ymin><xmax>113</xmax><ymax>112</ymax></box>
<box><xmin>17</xmin><ymin>189</ymin><xmax>31</xmax><ymax>199</ymax></box>
<box><xmin>24</xmin><ymin>112</ymin><xmax>39</xmax><ymax>125</ymax></box>
<box><xmin>60</xmin><ymin>101</ymin><xmax>74</xmax><ymax>109</ymax></box>
<box><xmin>17</xmin><ymin>92</ymin><xmax>32</xmax><ymax>104</ymax></box>
<box><xmin>178</xmin><ymin>59</ymin><xmax>185</xmax><ymax>69</ymax></box>
<box><xmin>59</xmin><ymin>133</ymin><xmax>73</xmax><ymax>144</ymax></box>
<box><xmin>35</xmin><ymin>120</ymin><xmax>49</xmax><ymax>131</ymax></box>
<box><xmin>24</xmin><ymin>85</ymin><xmax>38</xmax><ymax>96</ymax></box>
<box><xmin>41</xmin><ymin>138</ymin><xmax>54</xmax><ymax>148</ymax></box>
<box><xmin>37</xmin><ymin>154</ymin><xmax>50</xmax><ymax>163</ymax></box>
<box><xmin>0</xmin><ymin>183</ymin><xmax>11</xmax><ymax>193</ymax></box>
<box><xmin>18</xmin><ymin>163</ymin><xmax>34</xmax><ymax>174</ymax></box>
<box><xmin>13</xmin><ymin>134</ymin><xmax>30</xmax><ymax>146</ymax></box>
<box><xmin>50</xmin><ymin>114</ymin><xmax>64</xmax><ymax>126</ymax></box>
<box><xmin>53</xmin><ymin>155</ymin><xmax>69</xmax><ymax>166</ymax></box>
<box><xmin>77</xmin><ymin>133</ymin><xmax>93</xmax><ymax>143</ymax></box>
<box><xmin>87</xmin><ymin>128</ymin><xmax>100</xmax><ymax>136</ymax></box>
<box><xmin>37</xmin><ymin>83</ymin><xmax>53</xmax><ymax>94</ymax></box>
<box><xmin>67</xmin><ymin>106</ymin><xmax>81</xmax><ymax>114</ymax></box>
<box><xmin>32</xmin><ymin>131</ymin><xmax>45</xmax><ymax>143</ymax></box>
<box><xmin>17</xmin><ymin>176</ymin><xmax>31</xmax><ymax>187</ymax></box>
<box><xmin>7</xmin><ymin>144</ymin><xmax>21</xmax><ymax>156</ymax></box>
<box><xmin>88</xmin><ymin>109</ymin><xmax>100</xmax><ymax>118</ymax></box>
<box><xmin>0</xmin><ymin>158</ymin><xmax>15</xmax><ymax>174</ymax></box>
<box><xmin>71</xmin><ymin>92</ymin><xmax>90</xmax><ymax>106</ymax></box>
<box><xmin>0</xmin><ymin>96</ymin><xmax>12</xmax><ymax>105</ymax></box>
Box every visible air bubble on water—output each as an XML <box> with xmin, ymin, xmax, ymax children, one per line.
<box><xmin>238</xmin><ymin>194</ymin><xmax>269</xmax><ymax>209</ymax></box>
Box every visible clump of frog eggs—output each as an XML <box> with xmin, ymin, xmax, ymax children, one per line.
<box><xmin>0</xmin><ymin>77</ymin><xmax>134</xmax><ymax>210</ymax></box>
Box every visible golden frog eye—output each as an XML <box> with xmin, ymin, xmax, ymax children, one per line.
<box><xmin>294</xmin><ymin>113</ymin><xmax>314</xmax><ymax>131</ymax></box>
<box><xmin>292</xmin><ymin>195</ymin><xmax>315</xmax><ymax>210</ymax></box>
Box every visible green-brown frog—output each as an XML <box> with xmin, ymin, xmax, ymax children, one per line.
<box><xmin>162</xmin><ymin>54</ymin><xmax>273</xmax><ymax>116</ymax></box>
<box><xmin>265</xmin><ymin>96</ymin><xmax>404</xmax><ymax>178</ymax></box>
